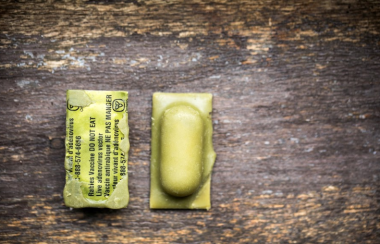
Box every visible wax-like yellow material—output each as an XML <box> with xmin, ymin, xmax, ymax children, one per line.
<box><xmin>150</xmin><ymin>93</ymin><xmax>216</xmax><ymax>210</ymax></box>
<box><xmin>160</xmin><ymin>105</ymin><xmax>204</xmax><ymax>197</ymax></box>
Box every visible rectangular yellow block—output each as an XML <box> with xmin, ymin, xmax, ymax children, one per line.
<box><xmin>63</xmin><ymin>90</ymin><xmax>130</xmax><ymax>209</ymax></box>
<box><xmin>150</xmin><ymin>92</ymin><xmax>216</xmax><ymax>210</ymax></box>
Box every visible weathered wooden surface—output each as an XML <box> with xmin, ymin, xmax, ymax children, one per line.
<box><xmin>0</xmin><ymin>0</ymin><xmax>379</xmax><ymax>243</ymax></box>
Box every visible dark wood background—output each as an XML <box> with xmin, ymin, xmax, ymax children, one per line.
<box><xmin>1</xmin><ymin>0</ymin><xmax>379</xmax><ymax>243</ymax></box>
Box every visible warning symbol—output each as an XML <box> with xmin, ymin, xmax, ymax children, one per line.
<box><xmin>67</xmin><ymin>101</ymin><xmax>80</xmax><ymax>111</ymax></box>
<box><xmin>112</xmin><ymin>99</ymin><xmax>125</xmax><ymax>112</ymax></box>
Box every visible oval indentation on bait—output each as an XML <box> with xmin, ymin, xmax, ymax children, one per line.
<box><xmin>159</xmin><ymin>105</ymin><xmax>204</xmax><ymax>197</ymax></box>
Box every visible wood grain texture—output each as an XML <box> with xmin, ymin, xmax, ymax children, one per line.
<box><xmin>0</xmin><ymin>0</ymin><xmax>379</xmax><ymax>243</ymax></box>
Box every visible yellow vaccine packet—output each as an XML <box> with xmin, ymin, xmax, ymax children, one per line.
<box><xmin>63</xmin><ymin>90</ymin><xmax>129</xmax><ymax>209</ymax></box>
<box><xmin>150</xmin><ymin>93</ymin><xmax>216</xmax><ymax>210</ymax></box>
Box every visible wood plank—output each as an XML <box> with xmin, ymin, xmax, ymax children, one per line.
<box><xmin>0</xmin><ymin>0</ymin><xmax>379</xmax><ymax>243</ymax></box>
